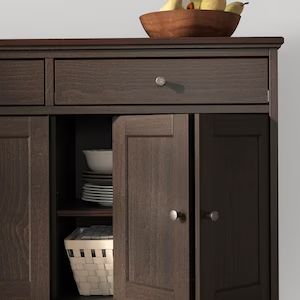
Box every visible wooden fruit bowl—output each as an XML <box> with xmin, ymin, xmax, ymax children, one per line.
<box><xmin>140</xmin><ymin>10</ymin><xmax>241</xmax><ymax>38</ymax></box>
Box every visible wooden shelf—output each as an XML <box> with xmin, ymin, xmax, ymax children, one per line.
<box><xmin>61</xmin><ymin>296</ymin><xmax>113</xmax><ymax>300</ymax></box>
<box><xmin>61</xmin><ymin>295</ymin><xmax>113</xmax><ymax>299</ymax></box>
<box><xmin>57</xmin><ymin>201</ymin><xmax>112</xmax><ymax>217</ymax></box>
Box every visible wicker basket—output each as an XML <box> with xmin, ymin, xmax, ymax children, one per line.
<box><xmin>64</xmin><ymin>227</ymin><xmax>113</xmax><ymax>296</ymax></box>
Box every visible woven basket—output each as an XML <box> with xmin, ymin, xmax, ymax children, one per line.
<box><xmin>64</xmin><ymin>228</ymin><xmax>113</xmax><ymax>296</ymax></box>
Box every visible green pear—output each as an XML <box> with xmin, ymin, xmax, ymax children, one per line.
<box><xmin>160</xmin><ymin>0</ymin><xmax>183</xmax><ymax>11</ymax></box>
<box><xmin>201</xmin><ymin>0</ymin><xmax>226</xmax><ymax>11</ymax></box>
<box><xmin>225</xmin><ymin>2</ymin><xmax>249</xmax><ymax>15</ymax></box>
<box><xmin>193</xmin><ymin>0</ymin><xmax>202</xmax><ymax>9</ymax></box>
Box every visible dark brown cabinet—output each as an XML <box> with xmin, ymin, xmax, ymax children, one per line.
<box><xmin>197</xmin><ymin>115</ymin><xmax>270</xmax><ymax>300</ymax></box>
<box><xmin>0</xmin><ymin>117</ymin><xmax>49</xmax><ymax>299</ymax></box>
<box><xmin>55</xmin><ymin>58</ymin><xmax>268</xmax><ymax>105</ymax></box>
<box><xmin>113</xmin><ymin>115</ymin><xmax>190</xmax><ymax>300</ymax></box>
<box><xmin>0</xmin><ymin>60</ymin><xmax>45</xmax><ymax>106</ymax></box>
<box><xmin>0</xmin><ymin>37</ymin><xmax>283</xmax><ymax>300</ymax></box>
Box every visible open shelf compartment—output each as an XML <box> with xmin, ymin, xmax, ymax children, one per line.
<box><xmin>50</xmin><ymin>115</ymin><xmax>114</xmax><ymax>299</ymax></box>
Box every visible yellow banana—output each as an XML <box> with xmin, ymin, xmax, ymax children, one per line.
<box><xmin>160</xmin><ymin>0</ymin><xmax>183</xmax><ymax>11</ymax></box>
<box><xmin>201</xmin><ymin>0</ymin><xmax>226</xmax><ymax>11</ymax></box>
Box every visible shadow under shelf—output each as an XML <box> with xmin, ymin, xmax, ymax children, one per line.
<box><xmin>57</xmin><ymin>200</ymin><xmax>113</xmax><ymax>218</ymax></box>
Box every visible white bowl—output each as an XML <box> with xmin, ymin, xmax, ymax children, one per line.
<box><xmin>83</xmin><ymin>150</ymin><xmax>112</xmax><ymax>174</ymax></box>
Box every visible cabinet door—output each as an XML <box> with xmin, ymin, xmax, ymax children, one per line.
<box><xmin>113</xmin><ymin>115</ymin><xmax>190</xmax><ymax>300</ymax></box>
<box><xmin>196</xmin><ymin>114</ymin><xmax>269</xmax><ymax>300</ymax></box>
<box><xmin>0</xmin><ymin>117</ymin><xmax>49</xmax><ymax>299</ymax></box>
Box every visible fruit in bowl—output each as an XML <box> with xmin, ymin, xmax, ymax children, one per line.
<box><xmin>140</xmin><ymin>0</ymin><xmax>249</xmax><ymax>38</ymax></box>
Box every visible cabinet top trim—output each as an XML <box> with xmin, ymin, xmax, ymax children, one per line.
<box><xmin>0</xmin><ymin>37</ymin><xmax>284</xmax><ymax>50</ymax></box>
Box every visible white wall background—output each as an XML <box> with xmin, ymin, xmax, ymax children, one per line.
<box><xmin>0</xmin><ymin>0</ymin><xmax>299</xmax><ymax>299</ymax></box>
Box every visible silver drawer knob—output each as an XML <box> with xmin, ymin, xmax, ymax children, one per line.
<box><xmin>204</xmin><ymin>211</ymin><xmax>220</xmax><ymax>222</ymax></box>
<box><xmin>155</xmin><ymin>76</ymin><xmax>167</xmax><ymax>87</ymax></box>
<box><xmin>169</xmin><ymin>210</ymin><xmax>185</xmax><ymax>221</ymax></box>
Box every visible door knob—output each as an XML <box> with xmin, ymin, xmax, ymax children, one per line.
<box><xmin>155</xmin><ymin>76</ymin><xmax>167</xmax><ymax>87</ymax></box>
<box><xmin>204</xmin><ymin>211</ymin><xmax>220</xmax><ymax>222</ymax></box>
<box><xmin>169</xmin><ymin>210</ymin><xmax>185</xmax><ymax>221</ymax></box>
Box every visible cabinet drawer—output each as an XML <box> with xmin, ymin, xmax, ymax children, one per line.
<box><xmin>55</xmin><ymin>58</ymin><xmax>268</xmax><ymax>105</ymax></box>
<box><xmin>0</xmin><ymin>60</ymin><xmax>44</xmax><ymax>105</ymax></box>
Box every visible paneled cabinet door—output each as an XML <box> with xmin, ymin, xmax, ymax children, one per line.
<box><xmin>0</xmin><ymin>117</ymin><xmax>49</xmax><ymax>299</ymax></box>
<box><xmin>196</xmin><ymin>114</ymin><xmax>270</xmax><ymax>300</ymax></box>
<box><xmin>113</xmin><ymin>115</ymin><xmax>190</xmax><ymax>300</ymax></box>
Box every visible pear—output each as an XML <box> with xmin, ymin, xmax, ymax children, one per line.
<box><xmin>193</xmin><ymin>0</ymin><xmax>202</xmax><ymax>9</ymax></box>
<box><xmin>225</xmin><ymin>2</ymin><xmax>249</xmax><ymax>15</ymax></box>
<box><xmin>201</xmin><ymin>0</ymin><xmax>226</xmax><ymax>11</ymax></box>
<box><xmin>187</xmin><ymin>2</ymin><xmax>195</xmax><ymax>9</ymax></box>
<box><xmin>160</xmin><ymin>0</ymin><xmax>183</xmax><ymax>11</ymax></box>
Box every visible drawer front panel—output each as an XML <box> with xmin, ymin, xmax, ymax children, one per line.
<box><xmin>55</xmin><ymin>58</ymin><xmax>268</xmax><ymax>105</ymax></box>
<box><xmin>0</xmin><ymin>60</ymin><xmax>44</xmax><ymax>105</ymax></box>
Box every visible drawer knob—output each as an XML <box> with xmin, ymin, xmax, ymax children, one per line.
<box><xmin>204</xmin><ymin>211</ymin><xmax>220</xmax><ymax>222</ymax></box>
<box><xmin>169</xmin><ymin>210</ymin><xmax>185</xmax><ymax>221</ymax></box>
<box><xmin>155</xmin><ymin>76</ymin><xmax>167</xmax><ymax>87</ymax></box>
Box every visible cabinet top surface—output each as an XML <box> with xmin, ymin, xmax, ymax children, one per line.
<box><xmin>0</xmin><ymin>37</ymin><xmax>284</xmax><ymax>49</ymax></box>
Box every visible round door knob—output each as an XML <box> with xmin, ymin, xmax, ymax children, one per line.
<box><xmin>205</xmin><ymin>211</ymin><xmax>220</xmax><ymax>222</ymax></box>
<box><xmin>169</xmin><ymin>210</ymin><xmax>185</xmax><ymax>221</ymax></box>
<box><xmin>155</xmin><ymin>76</ymin><xmax>167</xmax><ymax>87</ymax></box>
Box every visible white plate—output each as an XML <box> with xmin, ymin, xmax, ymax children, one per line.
<box><xmin>84</xmin><ymin>183</ymin><xmax>113</xmax><ymax>189</ymax></box>
<box><xmin>82</xmin><ymin>190</ymin><xmax>113</xmax><ymax>195</ymax></box>
<box><xmin>82</xmin><ymin>194</ymin><xmax>113</xmax><ymax>199</ymax></box>
<box><xmin>83</xmin><ymin>176</ymin><xmax>112</xmax><ymax>180</ymax></box>
<box><xmin>82</xmin><ymin>197</ymin><xmax>113</xmax><ymax>203</ymax></box>
<box><xmin>82</xmin><ymin>193</ymin><xmax>114</xmax><ymax>200</ymax></box>
<box><xmin>82</xmin><ymin>195</ymin><xmax>114</xmax><ymax>201</ymax></box>
<box><xmin>83</xmin><ymin>189</ymin><xmax>113</xmax><ymax>194</ymax></box>
<box><xmin>82</xmin><ymin>193</ymin><xmax>114</xmax><ymax>199</ymax></box>
<box><xmin>81</xmin><ymin>197</ymin><xmax>113</xmax><ymax>203</ymax></box>
<box><xmin>83</xmin><ymin>186</ymin><xmax>113</xmax><ymax>191</ymax></box>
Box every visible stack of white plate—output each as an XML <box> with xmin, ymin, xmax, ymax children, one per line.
<box><xmin>82</xmin><ymin>171</ymin><xmax>112</xmax><ymax>186</ymax></box>
<box><xmin>82</xmin><ymin>183</ymin><xmax>113</xmax><ymax>207</ymax></box>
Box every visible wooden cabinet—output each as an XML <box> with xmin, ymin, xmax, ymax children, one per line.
<box><xmin>197</xmin><ymin>115</ymin><xmax>270</xmax><ymax>300</ymax></box>
<box><xmin>0</xmin><ymin>60</ymin><xmax>45</xmax><ymax>106</ymax></box>
<box><xmin>55</xmin><ymin>58</ymin><xmax>268</xmax><ymax>105</ymax></box>
<box><xmin>113</xmin><ymin>115</ymin><xmax>190</xmax><ymax>300</ymax></box>
<box><xmin>0</xmin><ymin>117</ymin><xmax>49</xmax><ymax>299</ymax></box>
<box><xmin>0</xmin><ymin>37</ymin><xmax>283</xmax><ymax>300</ymax></box>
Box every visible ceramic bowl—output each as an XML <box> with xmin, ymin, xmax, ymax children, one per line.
<box><xmin>83</xmin><ymin>150</ymin><xmax>113</xmax><ymax>174</ymax></box>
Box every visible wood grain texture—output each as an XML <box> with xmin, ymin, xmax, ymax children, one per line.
<box><xmin>194</xmin><ymin>114</ymin><xmax>201</xmax><ymax>300</ymax></box>
<box><xmin>197</xmin><ymin>114</ymin><xmax>269</xmax><ymax>300</ymax></box>
<box><xmin>113</xmin><ymin>114</ymin><xmax>189</xmax><ymax>300</ymax></box>
<box><xmin>269</xmin><ymin>49</ymin><xmax>279</xmax><ymax>300</ymax></box>
<box><xmin>61</xmin><ymin>296</ymin><xmax>112</xmax><ymax>300</ymax></box>
<box><xmin>0</xmin><ymin>104</ymin><xmax>270</xmax><ymax>116</ymax></box>
<box><xmin>45</xmin><ymin>58</ymin><xmax>54</xmax><ymax>106</ymax></box>
<box><xmin>0</xmin><ymin>117</ymin><xmax>49</xmax><ymax>299</ymax></box>
<box><xmin>0</xmin><ymin>60</ymin><xmax>44</xmax><ymax>105</ymax></box>
<box><xmin>57</xmin><ymin>202</ymin><xmax>113</xmax><ymax>217</ymax></box>
<box><xmin>0</xmin><ymin>48</ymin><xmax>271</xmax><ymax>60</ymax></box>
<box><xmin>0</xmin><ymin>37</ymin><xmax>284</xmax><ymax>49</ymax></box>
<box><xmin>55</xmin><ymin>58</ymin><xmax>268</xmax><ymax>105</ymax></box>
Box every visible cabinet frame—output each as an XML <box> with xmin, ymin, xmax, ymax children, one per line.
<box><xmin>0</xmin><ymin>37</ymin><xmax>282</xmax><ymax>300</ymax></box>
